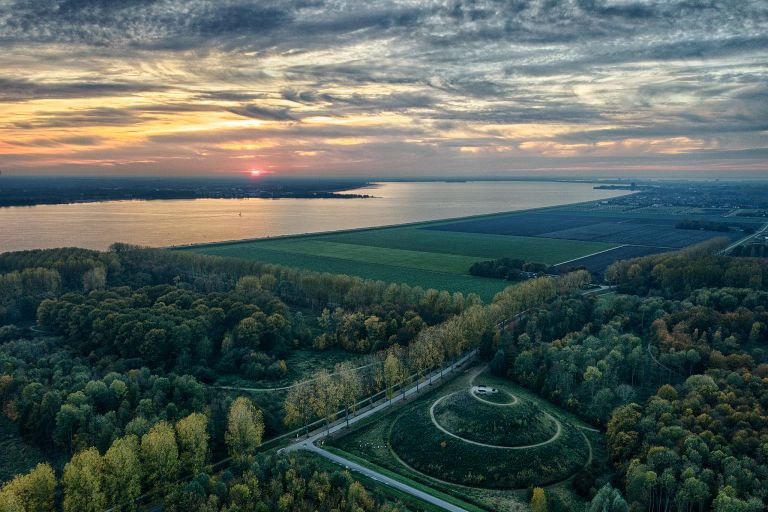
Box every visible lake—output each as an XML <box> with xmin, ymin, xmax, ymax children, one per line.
<box><xmin>0</xmin><ymin>181</ymin><xmax>630</xmax><ymax>252</ymax></box>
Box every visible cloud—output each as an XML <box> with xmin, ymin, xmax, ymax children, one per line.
<box><xmin>227</xmin><ymin>104</ymin><xmax>297</xmax><ymax>121</ymax></box>
<box><xmin>0</xmin><ymin>0</ymin><xmax>767</xmax><ymax>175</ymax></box>
<box><xmin>11</xmin><ymin>108</ymin><xmax>150</xmax><ymax>128</ymax></box>
<box><xmin>0</xmin><ymin>77</ymin><xmax>167</xmax><ymax>102</ymax></box>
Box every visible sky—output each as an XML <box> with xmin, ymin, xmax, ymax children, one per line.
<box><xmin>0</xmin><ymin>0</ymin><xmax>766</xmax><ymax>178</ymax></box>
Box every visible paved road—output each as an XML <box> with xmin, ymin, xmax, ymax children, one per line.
<box><xmin>282</xmin><ymin>350</ymin><xmax>478</xmax><ymax>512</ymax></box>
<box><xmin>721</xmin><ymin>220</ymin><xmax>768</xmax><ymax>254</ymax></box>
<box><xmin>303</xmin><ymin>443</ymin><xmax>469</xmax><ymax>512</ymax></box>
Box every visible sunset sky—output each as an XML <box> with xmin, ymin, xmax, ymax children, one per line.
<box><xmin>0</xmin><ymin>0</ymin><xmax>766</xmax><ymax>177</ymax></box>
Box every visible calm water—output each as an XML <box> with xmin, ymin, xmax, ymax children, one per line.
<box><xmin>0</xmin><ymin>181</ymin><xmax>629</xmax><ymax>252</ymax></box>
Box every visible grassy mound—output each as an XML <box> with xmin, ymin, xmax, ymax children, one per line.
<box><xmin>433</xmin><ymin>391</ymin><xmax>556</xmax><ymax>447</ymax></box>
<box><xmin>390</xmin><ymin>404</ymin><xmax>588</xmax><ymax>488</ymax></box>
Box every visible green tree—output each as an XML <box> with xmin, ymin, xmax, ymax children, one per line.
<box><xmin>0</xmin><ymin>463</ymin><xmax>56</xmax><ymax>512</ymax></box>
<box><xmin>590</xmin><ymin>484</ymin><xmax>629</xmax><ymax>512</ymax></box>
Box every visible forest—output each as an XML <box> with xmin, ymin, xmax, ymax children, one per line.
<box><xmin>1</xmin><ymin>243</ymin><xmax>569</xmax><ymax>511</ymax></box>
<box><xmin>492</xmin><ymin>242</ymin><xmax>768</xmax><ymax>511</ymax></box>
<box><xmin>0</xmin><ymin>237</ymin><xmax>765</xmax><ymax>511</ymax></box>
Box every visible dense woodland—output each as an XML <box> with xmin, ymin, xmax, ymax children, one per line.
<box><xmin>493</xmin><ymin>243</ymin><xmax>768</xmax><ymax>511</ymax></box>
<box><xmin>1</xmin><ymin>244</ymin><xmax>571</xmax><ymax>511</ymax></box>
<box><xmin>1</xmin><ymin>238</ymin><xmax>766</xmax><ymax>511</ymax></box>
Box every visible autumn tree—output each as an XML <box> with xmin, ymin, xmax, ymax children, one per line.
<box><xmin>408</xmin><ymin>338</ymin><xmax>431</xmax><ymax>391</ymax></box>
<box><xmin>383</xmin><ymin>350</ymin><xmax>406</xmax><ymax>403</ymax></box>
<box><xmin>0</xmin><ymin>463</ymin><xmax>56</xmax><ymax>512</ymax></box>
<box><xmin>530</xmin><ymin>487</ymin><xmax>547</xmax><ymax>512</ymax></box>
<box><xmin>225</xmin><ymin>397</ymin><xmax>265</xmax><ymax>464</ymax></box>
<box><xmin>175</xmin><ymin>412</ymin><xmax>209</xmax><ymax>475</ymax></box>
<box><xmin>140</xmin><ymin>421</ymin><xmax>179</xmax><ymax>493</ymax></box>
<box><xmin>337</xmin><ymin>361</ymin><xmax>363</xmax><ymax>427</ymax></box>
<box><xmin>104</xmin><ymin>435</ymin><xmax>142</xmax><ymax>512</ymax></box>
<box><xmin>283</xmin><ymin>382</ymin><xmax>315</xmax><ymax>435</ymax></box>
<box><xmin>63</xmin><ymin>447</ymin><xmax>106</xmax><ymax>512</ymax></box>
<box><xmin>310</xmin><ymin>371</ymin><xmax>340</xmax><ymax>433</ymax></box>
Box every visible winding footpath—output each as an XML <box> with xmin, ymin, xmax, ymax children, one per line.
<box><xmin>212</xmin><ymin>361</ymin><xmax>377</xmax><ymax>393</ymax></box>
<box><xmin>469</xmin><ymin>388</ymin><xmax>518</xmax><ymax>406</ymax></box>
<box><xmin>428</xmin><ymin>391</ymin><xmax>562</xmax><ymax>450</ymax></box>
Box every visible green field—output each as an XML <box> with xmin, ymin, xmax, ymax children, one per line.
<box><xmin>184</xmin><ymin>221</ymin><xmax>616</xmax><ymax>300</ymax></box>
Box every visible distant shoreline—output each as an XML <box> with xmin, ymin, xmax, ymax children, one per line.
<box><xmin>0</xmin><ymin>192</ymin><xmax>374</xmax><ymax>209</ymax></box>
<box><xmin>0</xmin><ymin>177</ymin><xmax>373</xmax><ymax>208</ymax></box>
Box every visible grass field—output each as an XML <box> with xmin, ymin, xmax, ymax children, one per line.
<box><xmin>310</xmin><ymin>227</ymin><xmax>614</xmax><ymax>262</ymax></box>
<box><xmin>258</xmin><ymin>239</ymin><xmax>481</xmax><ymax>274</ymax></box>
<box><xmin>180</xmin><ymin>198</ymin><xmax>767</xmax><ymax>299</ymax></box>
<box><xmin>185</xmin><ymin>222</ymin><xmax>617</xmax><ymax>300</ymax></box>
<box><xmin>187</xmin><ymin>241</ymin><xmax>510</xmax><ymax>300</ymax></box>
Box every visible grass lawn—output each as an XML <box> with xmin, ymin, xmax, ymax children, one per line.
<box><xmin>432</xmin><ymin>390</ymin><xmax>558</xmax><ymax>447</ymax></box>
